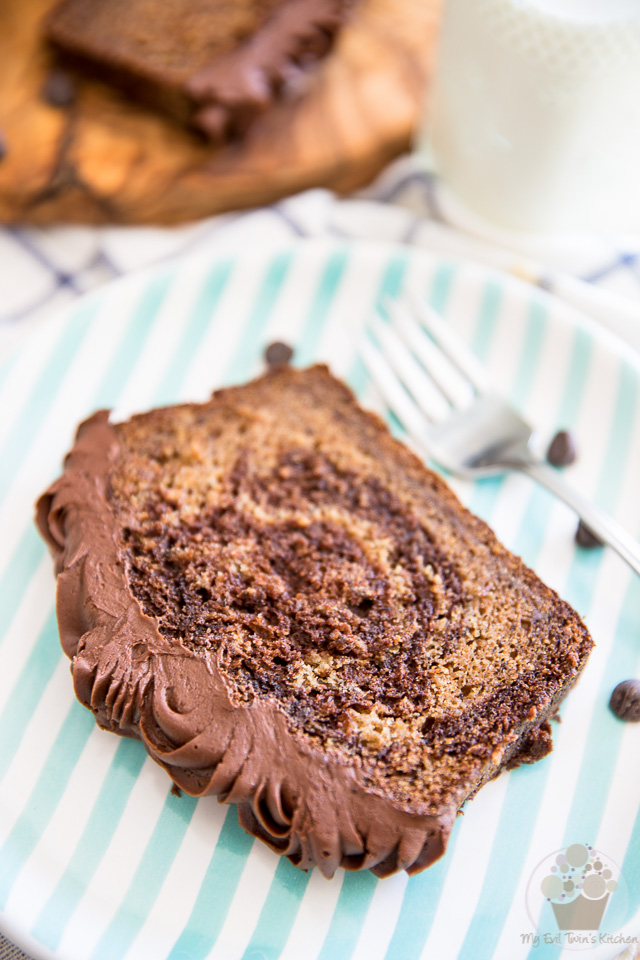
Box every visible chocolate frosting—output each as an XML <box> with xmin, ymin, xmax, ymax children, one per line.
<box><xmin>186</xmin><ymin>0</ymin><xmax>353</xmax><ymax>140</ymax></box>
<box><xmin>36</xmin><ymin>410</ymin><xmax>459</xmax><ymax>877</ymax></box>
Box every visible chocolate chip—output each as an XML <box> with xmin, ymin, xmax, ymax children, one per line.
<box><xmin>41</xmin><ymin>70</ymin><xmax>77</xmax><ymax>108</ymax></box>
<box><xmin>575</xmin><ymin>520</ymin><xmax>603</xmax><ymax>549</ymax></box>
<box><xmin>546</xmin><ymin>430</ymin><xmax>577</xmax><ymax>467</ymax></box>
<box><xmin>609</xmin><ymin>679</ymin><xmax>640</xmax><ymax>722</ymax></box>
<box><xmin>0</xmin><ymin>132</ymin><xmax>6</xmax><ymax>162</ymax></box>
<box><xmin>265</xmin><ymin>341</ymin><xmax>293</xmax><ymax>367</ymax></box>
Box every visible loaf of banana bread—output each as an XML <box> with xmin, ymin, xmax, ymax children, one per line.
<box><xmin>36</xmin><ymin>365</ymin><xmax>593</xmax><ymax>877</ymax></box>
<box><xmin>46</xmin><ymin>0</ymin><xmax>352</xmax><ymax>140</ymax></box>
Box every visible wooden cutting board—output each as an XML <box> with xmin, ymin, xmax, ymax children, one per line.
<box><xmin>0</xmin><ymin>0</ymin><xmax>441</xmax><ymax>225</ymax></box>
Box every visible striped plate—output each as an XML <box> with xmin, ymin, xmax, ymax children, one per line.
<box><xmin>0</xmin><ymin>240</ymin><xmax>638</xmax><ymax>960</ymax></box>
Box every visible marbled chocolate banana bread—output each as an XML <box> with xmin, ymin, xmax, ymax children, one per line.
<box><xmin>36</xmin><ymin>365</ymin><xmax>593</xmax><ymax>878</ymax></box>
<box><xmin>46</xmin><ymin>0</ymin><xmax>352</xmax><ymax>140</ymax></box>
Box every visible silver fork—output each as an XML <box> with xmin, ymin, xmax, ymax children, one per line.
<box><xmin>361</xmin><ymin>294</ymin><xmax>640</xmax><ymax>578</ymax></box>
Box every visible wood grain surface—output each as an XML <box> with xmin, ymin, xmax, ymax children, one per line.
<box><xmin>0</xmin><ymin>0</ymin><xmax>441</xmax><ymax>225</ymax></box>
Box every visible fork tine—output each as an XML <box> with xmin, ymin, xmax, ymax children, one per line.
<box><xmin>404</xmin><ymin>289</ymin><xmax>489</xmax><ymax>394</ymax></box>
<box><xmin>370</xmin><ymin>316</ymin><xmax>451</xmax><ymax>423</ymax></box>
<box><xmin>360</xmin><ymin>337</ymin><xmax>432</xmax><ymax>456</ymax></box>
<box><xmin>382</xmin><ymin>297</ymin><xmax>475</xmax><ymax>410</ymax></box>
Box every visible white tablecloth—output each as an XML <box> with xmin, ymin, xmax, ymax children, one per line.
<box><xmin>2</xmin><ymin>156</ymin><xmax>640</xmax><ymax>358</ymax></box>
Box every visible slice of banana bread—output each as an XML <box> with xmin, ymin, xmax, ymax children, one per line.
<box><xmin>46</xmin><ymin>0</ymin><xmax>352</xmax><ymax>140</ymax></box>
<box><xmin>36</xmin><ymin>365</ymin><xmax>593</xmax><ymax>878</ymax></box>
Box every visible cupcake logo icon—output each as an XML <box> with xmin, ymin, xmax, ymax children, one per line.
<box><xmin>524</xmin><ymin>843</ymin><xmax>633</xmax><ymax>950</ymax></box>
<box><xmin>539</xmin><ymin>844</ymin><xmax>617</xmax><ymax>932</ymax></box>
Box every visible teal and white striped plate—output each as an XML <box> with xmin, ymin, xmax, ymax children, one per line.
<box><xmin>0</xmin><ymin>240</ymin><xmax>639</xmax><ymax>960</ymax></box>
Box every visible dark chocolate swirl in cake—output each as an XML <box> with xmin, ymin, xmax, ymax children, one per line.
<box><xmin>36</xmin><ymin>365</ymin><xmax>593</xmax><ymax>877</ymax></box>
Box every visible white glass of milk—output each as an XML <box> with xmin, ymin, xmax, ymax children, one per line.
<box><xmin>422</xmin><ymin>0</ymin><xmax>640</xmax><ymax>232</ymax></box>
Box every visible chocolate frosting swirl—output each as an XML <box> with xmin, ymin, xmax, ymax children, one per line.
<box><xmin>187</xmin><ymin>0</ymin><xmax>353</xmax><ymax>140</ymax></box>
<box><xmin>36</xmin><ymin>410</ymin><xmax>455</xmax><ymax>877</ymax></box>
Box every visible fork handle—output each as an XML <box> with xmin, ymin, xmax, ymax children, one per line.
<box><xmin>519</xmin><ymin>459</ymin><xmax>640</xmax><ymax>578</ymax></box>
